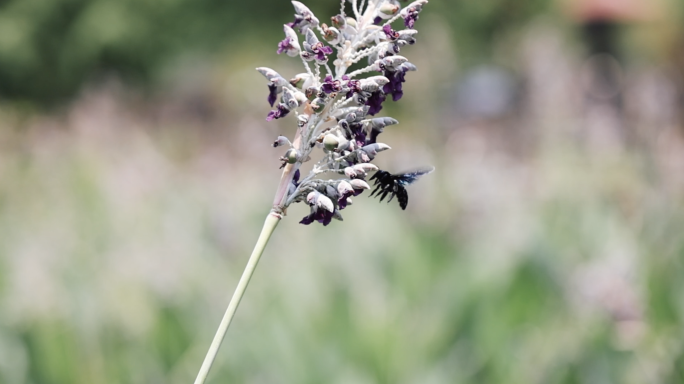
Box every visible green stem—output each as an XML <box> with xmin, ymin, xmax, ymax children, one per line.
<box><xmin>193</xmin><ymin>212</ymin><xmax>281</xmax><ymax>384</ymax></box>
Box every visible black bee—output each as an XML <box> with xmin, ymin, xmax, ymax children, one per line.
<box><xmin>369</xmin><ymin>167</ymin><xmax>434</xmax><ymax>210</ymax></box>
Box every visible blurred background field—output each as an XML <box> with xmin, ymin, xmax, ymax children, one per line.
<box><xmin>1</xmin><ymin>0</ymin><xmax>684</xmax><ymax>383</ymax></box>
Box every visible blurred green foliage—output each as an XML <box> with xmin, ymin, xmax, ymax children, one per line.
<box><xmin>0</xmin><ymin>124</ymin><xmax>683</xmax><ymax>383</ymax></box>
<box><xmin>0</xmin><ymin>0</ymin><xmax>561</xmax><ymax>105</ymax></box>
<box><xmin>0</xmin><ymin>0</ymin><xmax>341</xmax><ymax>104</ymax></box>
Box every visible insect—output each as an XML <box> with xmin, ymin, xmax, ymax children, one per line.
<box><xmin>369</xmin><ymin>166</ymin><xmax>435</xmax><ymax>210</ymax></box>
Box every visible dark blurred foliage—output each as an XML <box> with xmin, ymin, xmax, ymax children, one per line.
<box><xmin>0</xmin><ymin>0</ymin><xmax>343</xmax><ymax>105</ymax></box>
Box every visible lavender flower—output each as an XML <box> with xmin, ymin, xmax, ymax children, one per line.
<box><xmin>258</xmin><ymin>0</ymin><xmax>429</xmax><ymax>226</ymax></box>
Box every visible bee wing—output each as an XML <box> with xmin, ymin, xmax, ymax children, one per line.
<box><xmin>394</xmin><ymin>166</ymin><xmax>435</xmax><ymax>186</ymax></box>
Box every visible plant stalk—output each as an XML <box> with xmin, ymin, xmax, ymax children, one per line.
<box><xmin>193</xmin><ymin>212</ymin><xmax>281</xmax><ymax>384</ymax></box>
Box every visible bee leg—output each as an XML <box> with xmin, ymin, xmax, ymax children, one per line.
<box><xmin>386</xmin><ymin>184</ymin><xmax>400</xmax><ymax>203</ymax></box>
<box><xmin>379</xmin><ymin>188</ymin><xmax>393</xmax><ymax>202</ymax></box>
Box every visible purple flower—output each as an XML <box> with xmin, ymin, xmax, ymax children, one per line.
<box><xmin>343</xmin><ymin>77</ymin><xmax>360</xmax><ymax>98</ymax></box>
<box><xmin>277</xmin><ymin>37</ymin><xmax>296</xmax><ymax>56</ymax></box>
<box><xmin>321</xmin><ymin>75</ymin><xmax>342</xmax><ymax>94</ymax></box>
<box><xmin>337</xmin><ymin>190</ymin><xmax>354</xmax><ymax>209</ymax></box>
<box><xmin>350</xmin><ymin>124</ymin><xmax>367</xmax><ymax>146</ymax></box>
<box><xmin>267</xmin><ymin>84</ymin><xmax>278</xmax><ymax>106</ymax></box>
<box><xmin>287</xmin><ymin>2</ymin><xmax>319</xmax><ymax>33</ymax></box>
<box><xmin>287</xmin><ymin>15</ymin><xmax>309</xmax><ymax>32</ymax></box>
<box><xmin>382</xmin><ymin>25</ymin><xmax>400</xmax><ymax>41</ymax></box>
<box><xmin>312</xmin><ymin>42</ymin><xmax>333</xmax><ymax>63</ymax></box>
<box><xmin>286</xmin><ymin>16</ymin><xmax>303</xmax><ymax>30</ymax></box>
<box><xmin>373</xmin><ymin>16</ymin><xmax>383</xmax><ymax>25</ymax></box>
<box><xmin>365</xmin><ymin>91</ymin><xmax>386</xmax><ymax>115</ymax></box>
<box><xmin>266</xmin><ymin>104</ymin><xmax>290</xmax><ymax>121</ymax></box>
<box><xmin>299</xmin><ymin>207</ymin><xmax>334</xmax><ymax>226</ymax></box>
<box><xmin>382</xmin><ymin>69</ymin><xmax>407</xmax><ymax>101</ymax></box>
<box><xmin>403</xmin><ymin>7</ymin><xmax>420</xmax><ymax>29</ymax></box>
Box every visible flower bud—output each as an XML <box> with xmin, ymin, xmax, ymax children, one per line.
<box><xmin>353</xmin><ymin>163</ymin><xmax>378</xmax><ymax>174</ymax></box>
<box><xmin>292</xmin><ymin>1</ymin><xmax>312</xmax><ymax>16</ymax></box>
<box><xmin>357</xmin><ymin>149</ymin><xmax>371</xmax><ymax>163</ymax></box>
<box><xmin>316</xmin><ymin>194</ymin><xmax>334</xmax><ymax>212</ymax></box>
<box><xmin>378</xmin><ymin>3</ymin><xmax>400</xmax><ymax>18</ymax></box>
<box><xmin>349</xmin><ymin>179</ymin><xmax>370</xmax><ymax>190</ymax></box>
<box><xmin>256</xmin><ymin>67</ymin><xmax>287</xmax><ymax>86</ymax></box>
<box><xmin>305</xmin><ymin>86</ymin><xmax>319</xmax><ymax>100</ymax></box>
<box><xmin>325</xmin><ymin>185</ymin><xmax>339</xmax><ymax>200</ymax></box>
<box><xmin>311</xmin><ymin>98</ymin><xmax>325</xmax><ymax>112</ymax></box>
<box><xmin>273</xmin><ymin>135</ymin><xmax>291</xmax><ymax>148</ymax></box>
<box><xmin>359</xmin><ymin>76</ymin><xmax>390</xmax><ymax>93</ymax></box>
<box><xmin>331</xmin><ymin>14</ymin><xmax>346</xmax><ymax>29</ymax></box>
<box><xmin>366</xmin><ymin>117</ymin><xmax>399</xmax><ymax>130</ymax></box>
<box><xmin>306</xmin><ymin>191</ymin><xmax>319</xmax><ymax>205</ymax></box>
<box><xmin>282</xmin><ymin>88</ymin><xmax>299</xmax><ymax>110</ymax></box>
<box><xmin>323</xmin><ymin>134</ymin><xmax>340</xmax><ymax>150</ymax></box>
<box><xmin>297</xmin><ymin>114</ymin><xmax>309</xmax><ymax>128</ymax></box>
<box><xmin>399</xmin><ymin>62</ymin><xmax>417</xmax><ymax>72</ymax></box>
<box><xmin>290</xmin><ymin>73</ymin><xmax>311</xmax><ymax>88</ymax></box>
<box><xmin>383</xmin><ymin>55</ymin><xmax>408</xmax><ymax>69</ymax></box>
<box><xmin>337</xmin><ymin>180</ymin><xmax>354</xmax><ymax>196</ymax></box>
<box><xmin>397</xmin><ymin>30</ymin><xmax>418</xmax><ymax>45</ymax></box>
<box><xmin>284</xmin><ymin>148</ymin><xmax>298</xmax><ymax>163</ymax></box>
<box><xmin>362</xmin><ymin>143</ymin><xmax>391</xmax><ymax>157</ymax></box>
<box><xmin>322</xmin><ymin>24</ymin><xmax>342</xmax><ymax>45</ymax></box>
<box><xmin>344</xmin><ymin>167</ymin><xmax>357</xmax><ymax>178</ymax></box>
<box><xmin>337</xmin><ymin>136</ymin><xmax>350</xmax><ymax>152</ymax></box>
<box><xmin>304</xmin><ymin>29</ymin><xmax>319</xmax><ymax>50</ymax></box>
<box><xmin>345</xmin><ymin>17</ymin><xmax>357</xmax><ymax>28</ymax></box>
<box><xmin>283</xmin><ymin>25</ymin><xmax>301</xmax><ymax>51</ymax></box>
<box><xmin>350</xmin><ymin>92</ymin><xmax>367</xmax><ymax>106</ymax></box>
<box><xmin>332</xmin><ymin>209</ymin><xmax>344</xmax><ymax>221</ymax></box>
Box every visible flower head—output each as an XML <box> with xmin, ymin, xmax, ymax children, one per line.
<box><xmin>257</xmin><ymin>0</ymin><xmax>431</xmax><ymax>225</ymax></box>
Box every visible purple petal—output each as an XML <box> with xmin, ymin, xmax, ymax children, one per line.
<box><xmin>373</xmin><ymin>16</ymin><xmax>382</xmax><ymax>25</ymax></box>
<box><xmin>321</xmin><ymin>83</ymin><xmax>335</xmax><ymax>94</ymax></box>
<box><xmin>266</xmin><ymin>104</ymin><xmax>290</xmax><ymax>121</ymax></box>
<box><xmin>299</xmin><ymin>214</ymin><xmax>315</xmax><ymax>225</ymax></box>
<box><xmin>293</xmin><ymin>169</ymin><xmax>301</xmax><ymax>186</ymax></box>
<box><xmin>404</xmin><ymin>14</ymin><xmax>416</xmax><ymax>29</ymax></box>
<box><xmin>337</xmin><ymin>190</ymin><xmax>354</xmax><ymax>209</ymax></box>
<box><xmin>365</xmin><ymin>91</ymin><xmax>386</xmax><ymax>115</ymax></box>
<box><xmin>315</xmin><ymin>210</ymin><xmax>334</xmax><ymax>226</ymax></box>
<box><xmin>392</xmin><ymin>90</ymin><xmax>404</xmax><ymax>102</ymax></box>
<box><xmin>320</xmin><ymin>45</ymin><xmax>333</xmax><ymax>54</ymax></box>
<box><xmin>267</xmin><ymin>84</ymin><xmax>277</xmax><ymax>107</ymax></box>
<box><xmin>277</xmin><ymin>37</ymin><xmax>291</xmax><ymax>55</ymax></box>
